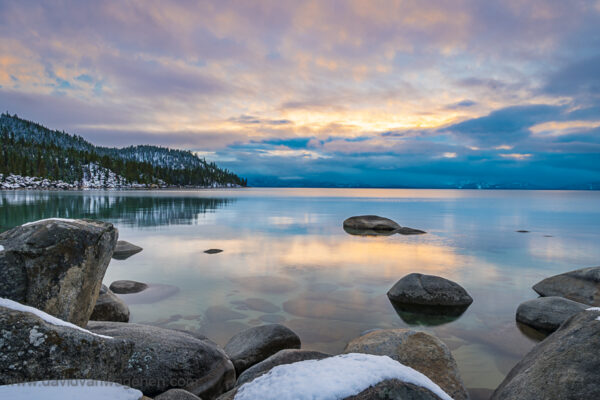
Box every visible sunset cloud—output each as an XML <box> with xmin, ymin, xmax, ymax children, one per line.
<box><xmin>0</xmin><ymin>0</ymin><xmax>599</xmax><ymax>187</ymax></box>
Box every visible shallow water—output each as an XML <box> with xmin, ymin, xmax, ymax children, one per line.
<box><xmin>2</xmin><ymin>188</ymin><xmax>600</xmax><ymax>392</ymax></box>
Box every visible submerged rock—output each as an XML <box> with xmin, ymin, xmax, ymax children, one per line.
<box><xmin>492</xmin><ymin>308</ymin><xmax>600</xmax><ymax>400</ymax></box>
<box><xmin>387</xmin><ymin>273</ymin><xmax>473</xmax><ymax>309</ymax></box>
<box><xmin>88</xmin><ymin>321</ymin><xmax>235</xmax><ymax>399</ymax></box>
<box><xmin>533</xmin><ymin>266</ymin><xmax>600</xmax><ymax>306</ymax></box>
<box><xmin>516</xmin><ymin>296</ymin><xmax>588</xmax><ymax>334</ymax></box>
<box><xmin>110</xmin><ymin>280</ymin><xmax>149</xmax><ymax>294</ymax></box>
<box><xmin>90</xmin><ymin>285</ymin><xmax>130</xmax><ymax>322</ymax></box>
<box><xmin>236</xmin><ymin>349</ymin><xmax>331</xmax><ymax>386</ymax></box>
<box><xmin>224</xmin><ymin>324</ymin><xmax>301</xmax><ymax>375</ymax></box>
<box><xmin>0</xmin><ymin>301</ymin><xmax>133</xmax><ymax>385</ymax></box>
<box><xmin>117</xmin><ymin>283</ymin><xmax>180</xmax><ymax>305</ymax></box>
<box><xmin>0</xmin><ymin>218</ymin><xmax>118</xmax><ymax>327</ymax></box>
<box><xmin>343</xmin><ymin>329</ymin><xmax>468</xmax><ymax>400</ymax></box>
<box><xmin>343</xmin><ymin>215</ymin><xmax>426</xmax><ymax>236</ymax></box>
<box><xmin>112</xmin><ymin>240</ymin><xmax>143</xmax><ymax>260</ymax></box>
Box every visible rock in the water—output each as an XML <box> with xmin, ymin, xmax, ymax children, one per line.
<box><xmin>118</xmin><ymin>283</ymin><xmax>180</xmax><ymax>305</ymax></box>
<box><xmin>90</xmin><ymin>285</ymin><xmax>130</xmax><ymax>322</ymax></box>
<box><xmin>224</xmin><ymin>324</ymin><xmax>301</xmax><ymax>375</ymax></box>
<box><xmin>492</xmin><ymin>308</ymin><xmax>600</xmax><ymax>400</ymax></box>
<box><xmin>0</xmin><ymin>302</ymin><xmax>134</xmax><ymax>385</ymax></box>
<box><xmin>343</xmin><ymin>215</ymin><xmax>426</xmax><ymax>236</ymax></box>
<box><xmin>533</xmin><ymin>266</ymin><xmax>600</xmax><ymax>306</ymax></box>
<box><xmin>516</xmin><ymin>296</ymin><xmax>588</xmax><ymax>334</ymax></box>
<box><xmin>204</xmin><ymin>249</ymin><xmax>223</xmax><ymax>254</ymax></box>
<box><xmin>343</xmin><ymin>329</ymin><xmax>468</xmax><ymax>400</ymax></box>
<box><xmin>387</xmin><ymin>273</ymin><xmax>473</xmax><ymax>309</ymax></box>
<box><xmin>236</xmin><ymin>349</ymin><xmax>331</xmax><ymax>386</ymax></box>
<box><xmin>112</xmin><ymin>240</ymin><xmax>143</xmax><ymax>260</ymax></box>
<box><xmin>155</xmin><ymin>388</ymin><xmax>202</xmax><ymax>400</ymax></box>
<box><xmin>345</xmin><ymin>379</ymin><xmax>445</xmax><ymax>400</ymax></box>
<box><xmin>88</xmin><ymin>321</ymin><xmax>235</xmax><ymax>399</ymax></box>
<box><xmin>343</xmin><ymin>215</ymin><xmax>401</xmax><ymax>231</ymax></box>
<box><xmin>0</xmin><ymin>218</ymin><xmax>118</xmax><ymax>327</ymax></box>
<box><xmin>110</xmin><ymin>280</ymin><xmax>149</xmax><ymax>294</ymax></box>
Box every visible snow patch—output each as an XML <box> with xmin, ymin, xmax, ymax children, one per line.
<box><xmin>0</xmin><ymin>380</ymin><xmax>142</xmax><ymax>400</ymax></box>
<box><xmin>0</xmin><ymin>245</ymin><xmax>4</xmax><ymax>252</ymax></box>
<box><xmin>234</xmin><ymin>353</ymin><xmax>453</xmax><ymax>400</ymax></box>
<box><xmin>22</xmin><ymin>218</ymin><xmax>77</xmax><ymax>227</ymax></box>
<box><xmin>0</xmin><ymin>298</ymin><xmax>111</xmax><ymax>339</ymax></box>
<box><xmin>586</xmin><ymin>307</ymin><xmax>600</xmax><ymax>312</ymax></box>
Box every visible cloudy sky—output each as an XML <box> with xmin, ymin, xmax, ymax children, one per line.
<box><xmin>1</xmin><ymin>0</ymin><xmax>599</xmax><ymax>187</ymax></box>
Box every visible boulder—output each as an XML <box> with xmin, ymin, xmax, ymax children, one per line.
<box><xmin>0</xmin><ymin>218</ymin><xmax>118</xmax><ymax>327</ymax></box>
<box><xmin>387</xmin><ymin>273</ymin><xmax>473</xmax><ymax>309</ymax></box>
<box><xmin>112</xmin><ymin>240</ymin><xmax>143</xmax><ymax>260</ymax></box>
<box><xmin>533</xmin><ymin>266</ymin><xmax>600</xmax><ymax>305</ymax></box>
<box><xmin>87</xmin><ymin>321</ymin><xmax>235</xmax><ymax>399</ymax></box>
<box><xmin>224</xmin><ymin>324</ymin><xmax>301</xmax><ymax>375</ymax></box>
<box><xmin>516</xmin><ymin>296</ymin><xmax>588</xmax><ymax>334</ymax></box>
<box><xmin>343</xmin><ymin>215</ymin><xmax>401</xmax><ymax>231</ymax></box>
<box><xmin>110</xmin><ymin>280</ymin><xmax>149</xmax><ymax>294</ymax></box>
<box><xmin>0</xmin><ymin>300</ymin><xmax>133</xmax><ymax>385</ymax></box>
<box><xmin>155</xmin><ymin>388</ymin><xmax>202</xmax><ymax>400</ymax></box>
<box><xmin>236</xmin><ymin>349</ymin><xmax>330</xmax><ymax>386</ymax></box>
<box><xmin>492</xmin><ymin>308</ymin><xmax>600</xmax><ymax>400</ymax></box>
<box><xmin>90</xmin><ymin>285</ymin><xmax>130</xmax><ymax>322</ymax></box>
<box><xmin>343</xmin><ymin>215</ymin><xmax>426</xmax><ymax>236</ymax></box>
<box><xmin>343</xmin><ymin>329</ymin><xmax>468</xmax><ymax>400</ymax></box>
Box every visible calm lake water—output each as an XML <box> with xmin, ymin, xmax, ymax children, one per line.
<box><xmin>2</xmin><ymin>188</ymin><xmax>600</xmax><ymax>393</ymax></box>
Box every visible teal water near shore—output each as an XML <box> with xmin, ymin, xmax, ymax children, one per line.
<box><xmin>2</xmin><ymin>188</ymin><xmax>600</xmax><ymax>392</ymax></box>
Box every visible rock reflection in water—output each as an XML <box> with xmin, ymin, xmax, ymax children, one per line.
<box><xmin>390</xmin><ymin>301</ymin><xmax>469</xmax><ymax>326</ymax></box>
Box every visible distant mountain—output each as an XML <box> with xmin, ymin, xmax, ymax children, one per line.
<box><xmin>0</xmin><ymin>113</ymin><xmax>246</xmax><ymax>189</ymax></box>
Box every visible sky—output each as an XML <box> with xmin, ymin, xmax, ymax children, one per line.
<box><xmin>1</xmin><ymin>0</ymin><xmax>600</xmax><ymax>188</ymax></box>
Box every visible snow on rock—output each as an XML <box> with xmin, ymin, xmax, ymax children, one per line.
<box><xmin>22</xmin><ymin>218</ymin><xmax>77</xmax><ymax>227</ymax></box>
<box><xmin>0</xmin><ymin>245</ymin><xmax>4</xmax><ymax>251</ymax></box>
<box><xmin>234</xmin><ymin>353</ymin><xmax>453</xmax><ymax>400</ymax></box>
<box><xmin>0</xmin><ymin>297</ymin><xmax>112</xmax><ymax>339</ymax></box>
<box><xmin>0</xmin><ymin>380</ymin><xmax>142</xmax><ymax>400</ymax></box>
<box><xmin>586</xmin><ymin>307</ymin><xmax>600</xmax><ymax>311</ymax></box>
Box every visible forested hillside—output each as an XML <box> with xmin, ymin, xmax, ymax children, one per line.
<box><xmin>0</xmin><ymin>113</ymin><xmax>246</xmax><ymax>188</ymax></box>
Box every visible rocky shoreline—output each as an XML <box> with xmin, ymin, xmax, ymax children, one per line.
<box><xmin>0</xmin><ymin>215</ymin><xmax>598</xmax><ymax>399</ymax></box>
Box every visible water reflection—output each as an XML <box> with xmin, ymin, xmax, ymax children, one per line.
<box><xmin>0</xmin><ymin>191</ymin><xmax>233</xmax><ymax>230</ymax></box>
<box><xmin>390</xmin><ymin>302</ymin><xmax>468</xmax><ymax>326</ymax></box>
<box><xmin>2</xmin><ymin>188</ymin><xmax>600</xmax><ymax>393</ymax></box>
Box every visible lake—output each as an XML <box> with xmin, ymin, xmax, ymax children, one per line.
<box><xmin>1</xmin><ymin>188</ymin><xmax>599</xmax><ymax>394</ymax></box>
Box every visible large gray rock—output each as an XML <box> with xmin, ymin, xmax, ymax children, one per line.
<box><xmin>346</xmin><ymin>379</ymin><xmax>445</xmax><ymax>400</ymax></box>
<box><xmin>387</xmin><ymin>273</ymin><xmax>473</xmax><ymax>308</ymax></box>
<box><xmin>0</xmin><ymin>303</ymin><xmax>133</xmax><ymax>384</ymax></box>
<box><xmin>88</xmin><ymin>321</ymin><xmax>235</xmax><ymax>399</ymax></box>
<box><xmin>344</xmin><ymin>329</ymin><xmax>468</xmax><ymax>400</ymax></box>
<box><xmin>492</xmin><ymin>308</ymin><xmax>600</xmax><ymax>400</ymax></box>
<box><xmin>236</xmin><ymin>349</ymin><xmax>330</xmax><ymax>386</ymax></box>
<box><xmin>110</xmin><ymin>280</ymin><xmax>149</xmax><ymax>294</ymax></box>
<box><xmin>533</xmin><ymin>266</ymin><xmax>600</xmax><ymax>306</ymax></box>
<box><xmin>224</xmin><ymin>324</ymin><xmax>301</xmax><ymax>375</ymax></box>
<box><xmin>112</xmin><ymin>240</ymin><xmax>143</xmax><ymax>260</ymax></box>
<box><xmin>90</xmin><ymin>285</ymin><xmax>130</xmax><ymax>322</ymax></box>
<box><xmin>516</xmin><ymin>296</ymin><xmax>588</xmax><ymax>334</ymax></box>
<box><xmin>343</xmin><ymin>215</ymin><xmax>426</xmax><ymax>236</ymax></box>
<box><xmin>0</xmin><ymin>219</ymin><xmax>118</xmax><ymax>327</ymax></box>
<box><xmin>155</xmin><ymin>388</ymin><xmax>202</xmax><ymax>400</ymax></box>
